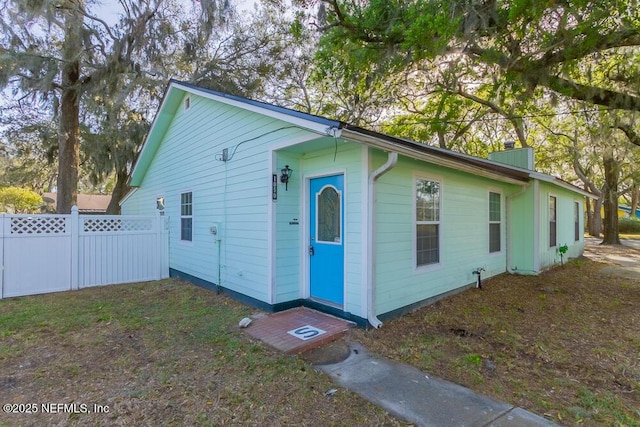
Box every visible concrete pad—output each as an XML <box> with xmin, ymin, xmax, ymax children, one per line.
<box><xmin>318</xmin><ymin>342</ymin><xmax>556</xmax><ymax>427</ymax></box>
<box><xmin>244</xmin><ymin>307</ymin><xmax>353</xmax><ymax>354</ymax></box>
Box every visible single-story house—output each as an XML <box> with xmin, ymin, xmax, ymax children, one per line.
<box><xmin>43</xmin><ymin>192</ymin><xmax>112</xmax><ymax>214</ymax></box>
<box><xmin>121</xmin><ymin>80</ymin><xmax>592</xmax><ymax>327</ymax></box>
<box><xmin>613</xmin><ymin>205</ymin><xmax>639</xmax><ymax>219</ymax></box>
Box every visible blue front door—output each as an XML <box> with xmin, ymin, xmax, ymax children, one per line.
<box><xmin>309</xmin><ymin>175</ymin><xmax>344</xmax><ymax>306</ymax></box>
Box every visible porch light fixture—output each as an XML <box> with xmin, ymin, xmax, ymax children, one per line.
<box><xmin>280</xmin><ymin>165</ymin><xmax>293</xmax><ymax>190</ymax></box>
<box><xmin>156</xmin><ymin>197</ymin><xmax>165</xmax><ymax>211</ymax></box>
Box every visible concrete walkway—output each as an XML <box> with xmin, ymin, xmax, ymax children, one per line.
<box><xmin>583</xmin><ymin>237</ymin><xmax>640</xmax><ymax>280</ymax></box>
<box><xmin>317</xmin><ymin>341</ymin><xmax>556</xmax><ymax>427</ymax></box>
<box><xmin>310</xmin><ymin>239</ymin><xmax>640</xmax><ymax>426</ymax></box>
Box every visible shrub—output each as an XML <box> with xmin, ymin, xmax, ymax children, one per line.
<box><xmin>0</xmin><ymin>187</ymin><xmax>43</xmax><ymax>213</ymax></box>
<box><xmin>618</xmin><ymin>217</ymin><xmax>640</xmax><ymax>234</ymax></box>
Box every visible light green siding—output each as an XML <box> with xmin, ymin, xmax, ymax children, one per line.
<box><xmin>295</xmin><ymin>141</ymin><xmax>365</xmax><ymax>316</ymax></box>
<box><xmin>508</xmin><ymin>184</ymin><xmax>537</xmax><ymax>274</ymax></box>
<box><xmin>123</xmin><ymin>84</ymin><xmax>589</xmax><ymax>324</ymax></box>
<box><xmin>538</xmin><ymin>182</ymin><xmax>584</xmax><ymax>269</ymax></box>
<box><xmin>488</xmin><ymin>148</ymin><xmax>535</xmax><ymax>170</ymax></box>
<box><xmin>122</xmin><ymin>92</ymin><xmax>317</xmax><ymax>303</ymax></box>
<box><xmin>507</xmin><ymin>180</ymin><xmax>585</xmax><ymax>274</ymax></box>
<box><xmin>274</xmin><ymin>152</ymin><xmax>302</xmax><ymax>304</ymax></box>
<box><xmin>372</xmin><ymin>149</ymin><xmax>522</xmax><ymax>316</ymax></box>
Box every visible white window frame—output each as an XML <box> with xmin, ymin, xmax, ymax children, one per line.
<box><xmin>574</xmin><ymin>200</ymin><xmax>580</xmax><ymax>242</ymax></box>
<box><xmin>414</xmin><ymin>174</ymin><xmax>443</xmax><ymax>271</ymax></box>
<box><xmin>489</xmin><ymin>191</ymin><xmax>502</xmax><ymax>254</ymax></box>
<box><xmin>314</xmin><ymin>184</ymin><xmax>342</xmax><ymax>245</ymax></box>
<box><xmin>180</xmin><ymin>191</ymin><xmax>193</xmax><ymax>242</ymax></box>
<box><xmin>549</xmin><ymin>194</ymin><xmax>557</xmax><ymax>248</ymax></box>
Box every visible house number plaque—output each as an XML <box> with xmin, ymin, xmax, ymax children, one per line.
<box><xmin>287</xmin><ymin>325</ymin><xmax>326</xmax><ymax>341</ymax></box>
<box><xmin>272</xmin><ymin>174</ymin><xmax>277</xmax><ymax>200</ymax></box>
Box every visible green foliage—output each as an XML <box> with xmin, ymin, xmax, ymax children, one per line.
<box><xmin>319</xmin><ymin>0</ymin><xmax>640</xmax><ymax>112</ymax></box>
<box><xmin>1</xmin><ymin>0</ymin><xmax>292</xmax><ymax>211</ymax></box>
<box><xmin>464</xmin><ymin>353</ymin><xmax>482</xmax><ymax>366</ymax></box>
<box><xmin>0</xmin><ymin>186</ymin><xmax>42</xmax><ymax>213</ymax></box>
<box><xmin>619</xmin><ymin>217</ymin><xmax>640</xmax><ymax>234</ymax></box>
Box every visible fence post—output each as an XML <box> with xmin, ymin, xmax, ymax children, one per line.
<box><xmin>155</xmin><ymin>211</ymin><xmax>161</xmax><ymax>280</ymax></box>
<box><xmin>0</xmin><ymin>214</ymin><xmax>4</xmax><ymax>299</ymax></box>
<box><xmin>70</xmin><ymin>206</ymin><xmax>79</xmax><ymax>290</ymax></box>
<box><xmin>157</xmin><ymin>212</ymin><xmax>169</xmax><ymax>279</ymax></box>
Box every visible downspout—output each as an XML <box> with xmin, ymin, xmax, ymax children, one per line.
<box><xmin>506</xmin><ymin>183</ymin><xmax>530</xmax><ymax>273</ymax></box>
<box><xmin>367</xmin><ymin>151</ymin><xmax>398</xmax><ymax>328</ymax></box>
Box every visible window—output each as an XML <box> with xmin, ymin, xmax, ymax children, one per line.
<box><xmin>317</xmin><ymin>186</ymin><xmax>341</xmax><ymax>243</ymax></box>
<box><xmin>416</xmin><ymin>178</ymin><xmax>440</xmax><ymax>267</ymax></box>
<box><xmin>574</xmin><ymin>201</ymin><xmax>580</xmax><ymax>242</ymax></box>
<box><xmin>489</xmin><ymin>192</ymin><xmax>501</xmax><ymax>253</ymax></box>
<box><xmin>549</xmin><ymin>195</ymin><xmax>557</xmax><ymax>247</ymax></box>
<box><xmin>181</xmin><ymin>192</ymin><xmax>193</xmax><ymax>241</ymax></box>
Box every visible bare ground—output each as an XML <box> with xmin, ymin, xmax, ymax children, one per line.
<box><xmin>0</xmin><ymin>282</ymin><xmax>404</xmax><ymax>426</ymax></box>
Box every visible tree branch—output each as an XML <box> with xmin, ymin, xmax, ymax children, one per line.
<box><xmin>463</xmin><ymin>44</ymin><xmax>640</xmax><ymax>112</ymax></box>
<box><xmin>537</xmin><ymin>28</ymin><xmax>640</xmax><ymax>68</ymax></box>
<box><xmin>455</xmin><ymin>88</ymin><xmax>528</xmax><ymax>147</ymax></box>
<box><xmin>614</xmin><ymin>123</ymin><xmax>640</xmax><ymax>147</ymax></box>
<box><xmin>81</xmin><ymin>10</ymin><xmax>118</xmax><ymax>43</ymax></box>
<box><xmin>545</xmin><ymin>75</ymin><xmax>640</xmax><ymax>111</ymax></box>
<box><xmin>321</xmin><ymin>0</ymin><xmax>402</xmax><ymax>44</ymax></box>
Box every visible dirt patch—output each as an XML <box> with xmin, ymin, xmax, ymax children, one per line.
<box><xmin>299</xmin><ymin>339</ymin><xmax>351</xmax><ymax>365</ymax></box>
<box><xmin>583</xmin><ymin>238</ymin><xmax>640</xmax><ymax>264</ymax></box>
<box><xmin>348</xmin><ymin>240</ymin><xmax>640</xmax><ymax>426</ymax></box>
<box><xmin>583</xmin><ymin>237</ymin><xmax>640</xmax><ymax>281</ymax></box>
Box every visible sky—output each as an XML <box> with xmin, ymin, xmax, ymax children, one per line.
<box><xmin>91</xmin><ymin>0</ymin><xmax>257</xmax><ymax>25</ymax></box>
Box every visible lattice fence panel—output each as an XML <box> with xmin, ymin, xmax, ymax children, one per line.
<box><xmin>83</xmin><ymin>218</ymin><xmax>153</xmax><ymax>233</ymax></box>
<box><xmin>10</xmin><ymin>217</ymin><xmax>67</xmax><ymax>234</ymax></box>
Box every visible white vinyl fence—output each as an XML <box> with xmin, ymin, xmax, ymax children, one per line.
<box><xmin>0</xmin><ymin>206</ymin><xmax>169</xmax><ymax>299</ymax></box>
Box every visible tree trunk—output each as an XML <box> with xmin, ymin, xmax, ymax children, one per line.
<box><xmin>572</xmin><ymin>153</ymin><xmax>601</xmax><ymax>236</ymax></box>
<box><xmin>106</xmin><ymin>170</ymin><xmax>130</xmax><ymax>215</ymax></box>
<box><xmin>588</xmin><ymin>197</ymin><xmax>603</xmax><ymax>237</ymax></box>
<box><xmin>437</xmin><ymin>129</ymin><xmax>447</xmax><ymax>149</ymax></box>
<box><xmin>56</xmin><ymin>2</ymin><xmax>84</xmax><ymax>213</ymax></box>
<box><xmin>601</xmin><ymin>153</ymin><xmax>621</xmax><ymax>245</ymax></box>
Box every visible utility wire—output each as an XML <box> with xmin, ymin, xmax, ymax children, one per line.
<box><xmin>223</xmin><ymin>126</ymin><xmax>299</xmax><ymax>162</ymax></box>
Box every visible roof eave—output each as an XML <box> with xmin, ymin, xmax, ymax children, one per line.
<box><xmin>129</xmin><ymin>80</ymin><xmax>342</xmax><ymax>187</ymax></box>
<box><xmin>341</xmin><ymin>129</ymin><xmax>530</xmax><ymax>186</ymax></box>
<box><xmin>171</xmin><ymin>80</ymin><xmax>342</xmax><ymax>135</ymax></box>
<box><xmin>129</xmin><ymin>81</ymin><xmax>180</xmax><ymax>187</ymax></box>
<box><xmin>529</xmin><ymin>172</ymin><xmax>597</xmax><ymax>199</ymax></box>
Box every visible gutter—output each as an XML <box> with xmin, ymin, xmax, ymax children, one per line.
<box><xmin>367</xmin><ymin>151</ymin><xmax>399</xmax><ymax>328</ymax></box>
<box><xmin>342</xmin><ymin>129</ymin><xmax>528</xmax><ymax>186</ymax></box>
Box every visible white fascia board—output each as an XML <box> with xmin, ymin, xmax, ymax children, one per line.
<box><xmin>118</xmin><ymin>187</ymin><xmax>138</xmax><ymax>206</ymax></box>
<box><xmin>528</xmin><ymin>172</ymin><xmax>595</xmax><ymax>199</ymax></box>
<box><xmin>175</xmin><ymin>83</ymin><xmax>336</xmax><ymax>136</ymax></box>
<box><xmin>341</xmin><ymin>129</ymin><xmax>528</xmax><ymax>187</ymax></box>
<box><xmin>129</xmin><ymin>84</ymin><xmax>184</xmax><ymax>185</ymax></box>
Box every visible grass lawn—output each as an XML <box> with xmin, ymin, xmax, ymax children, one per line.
<box><xmin>349</xmin><ymin>251</ymin><xmax>640</xmax><ymax>426</ymax></box>
<box><xmin>0</xmin><ymin>281</ymin><xmax>403</xmax><ymax>426</ymax></box>
<box><xmin>1</xmin><ymin>245</ymin><xmax>639</xmax><ymax>426</ymax></box>
<box><xmin>620</xmin><ymin>234</ymin><xmax>640</xmax><ymax>240</ymax></box>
